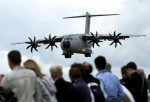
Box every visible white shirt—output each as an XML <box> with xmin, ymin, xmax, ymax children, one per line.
<box><xmin>42</xmin><ymin>76</ymin><xmax>57</xmax><ymax>102</ymax></box>
<box><xmin>0</xmin><ymin>66</ymin><xmax>37</xmax><ymax>102</ymax></box>
<box><xmin>121</xmin><ymin>85</ymin><xmax>135</xmax><ymax>102</ymax></box>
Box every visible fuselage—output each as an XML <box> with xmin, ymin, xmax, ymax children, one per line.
<box><xmin>60</xmin><ymin>34</ymin><xmax>92</xmax><ymax>54</ymax></box>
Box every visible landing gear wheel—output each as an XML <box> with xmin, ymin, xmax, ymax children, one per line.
<box><xmin>84</xmin><ymin>53</ymin><xmax>91</xmax><ymax>57</ymax></box>
<box><xmin>64</xmin><ymin>53</ymin><xmax>72</xmax><ymax>58</ymax></box>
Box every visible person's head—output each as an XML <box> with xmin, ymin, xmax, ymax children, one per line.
<box><xmin>0</xmin><ymin>74</ymin><xmax>4</xmax><ymax>82</ymax></box>
<box><xmin>126</xmin><ymin>62</ymin><xmax>137</xmax><ymax>76</ymax></box>
<box><xmin>71</xmin><ymin>63</ymin><xmax>83</xmax><ymax>76</ymax></box>
<box><xmin>82</xmin><ymin>62</ymin><xmax>93</xmax><ymax>74</ymax></box>
<box><xmin>105</xmin><ymin>63</ymin><xmax>111</xmax><ymax>73</ymax></box>
<box><xmin>24</xmin><ymin>59</ymin><xmax>43</xmax><ymax>79</ymax></box>
<box><xmin>49</xmin><ymin>65</ymin><xmax>63</xmax><ymax>81</ymax></box>
<box><xmin>121</xmin><ymin>65</ymin><xmax>127</xmax><ymax>78</ymax></box>
<box><xmin>94</xmin><ymin>56</ymin><xmax>106</xmax><ymax>71</ymax></box>
<box><xmin>137</xmin><ymin>68</ymin><xmax>146</xmax><ymax>79</ymax></box>
<box><xmin>8</xmin><ymin>50</ymin><xmax>21</xmax><ymax>69</ymax></box>
<box><xmin>69</xmin><ymin>66</ymin><xmax>81</xmax><ymax>83</ymax></box>
<box><xmin>148</xmin><ymin>74</ymin><xmax>150</xmax><ymax>80</ymax></box>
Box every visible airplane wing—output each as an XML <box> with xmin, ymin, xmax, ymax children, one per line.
<box><xmin>11</xmin><ymin>35</ymin><xmax>64</xmax><ymax>52</ymax></box>
<box><xmin>84</xmin><ymin>31</ymin><xmax>146</xmax><ymax>48</ymax></box>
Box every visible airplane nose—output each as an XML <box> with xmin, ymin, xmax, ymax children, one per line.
<box><xmin>63</xmin><ymin>41</ymin><xmax>70</xmax><ymax>49</ymax></box>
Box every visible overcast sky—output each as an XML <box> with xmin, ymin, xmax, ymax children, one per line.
<box><xmin>0</xmin><ymin>0</ymin><xmax>150</xmax><ymax>81</ymax></box>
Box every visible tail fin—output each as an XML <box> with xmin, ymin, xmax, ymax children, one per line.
<box><xmin>63</xmin><ymin>12</ymin><xmax>119</xmax><ymax>34</ymax></box>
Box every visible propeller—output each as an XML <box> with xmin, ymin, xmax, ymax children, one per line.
<box><xmin>26</xmin><ymin>36</ymin><xmax>40</xmax><ymax>53</ymax></box>
<box><xmin>109</xmin><ymin>31</ymin><xmax>122</xmax><ymax>48</ymax></box>
<box><xmin>88</xmin><ymin>31</ymin><xmax>103</xmax><ymax>48</ymax></box>
<box><xmin>44</xmin><ymin>34</ymin><xmax>58</xmax><ymax>51</ymax></box>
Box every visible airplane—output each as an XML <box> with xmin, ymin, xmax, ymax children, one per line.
<box><xmin>12</xmin><ymin>12</ymin><xmax>146</xmax><ymax>58</ymax></box>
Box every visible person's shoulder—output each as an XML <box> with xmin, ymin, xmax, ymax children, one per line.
<box><xmin>22</xmin><ymin>67</ymin><xmax>36</xmax><ymax>76</ymax></box>
<box><xmin>3</xmin><ymin>72</ymin><xmax>16</xmax><ymax>81</ymax></box>
<box><xmin>131</xmin><ymin>72</ymin><xmax>142</xmax><ymax>79</ymax></box>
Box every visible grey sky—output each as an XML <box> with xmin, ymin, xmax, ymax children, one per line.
<box><xmin>0</xmin><ymin>0</ymin><xmax>150</xmax><ymax>80</ymax></box>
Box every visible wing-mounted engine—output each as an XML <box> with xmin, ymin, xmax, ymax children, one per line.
<box><xmin>109</xmin><ymin>31</ymin><xmax>123</xmax><ymax>48</ymax></box>
<box><xmin>88</xmin><ymin>31</ymin><xmax>103</xmax><ymax>48</ymax></box>
<box><xmin>44</xmin><ymin>34</ymin><xmax>58</xmax><ymax>51</ymax></box>
<box><xmin>26</xmin><ymin>36</ymin><xmax>41</xmax><ymax>53</ymax></box>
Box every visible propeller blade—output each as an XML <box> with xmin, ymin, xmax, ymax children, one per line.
<box><xmin>110</xmin><ymin>41</ymin><xmax>114</xmax><ymax>45</ymax></box>
<box><xmin>34</xmin><ymin>36</ymin><xmax>36</xmax><ymax>42</ymax></box>
<box><xmin>96</xmin><ymin>42</ymin><xmax>100</xmax><ymax>47</ymax></box>
<box><xmin>90</xmin><ymin>32</ymin><xmax>94</xmax><ymax>38</ymax></box>
<box><xmin>109</xmin><ymin>33</ymin><xmax>113</xmax><ymax>37</ymax></box>
<box><xmin>31</xmin><ymin>47</ymin><xmax>33</xmax><ymax>53</ymax></box>
<box><xmin>114</xmin><ymin>31</ymin><xmax>116</xmax><ymax>37</ymax></box>
<box><xmin>118</xmin><ymin>40</ymin><xmax>122</xmax><ymax>45</ymax></box>
<box><xmin>51</xmin><ymin>46</ymin><xmax>53</xmax><ymax>51</ymax></box>
<box><xmin>52</xmin><ymin>36</ymin><xmax>56</xmax><ymax>41</ymax></box>
<box><xmin>54</xmin><ymin>44</ymin><xmax>58</xmax><ymax>48</ymax></box>
<box><xmin>46</xmin><ymin>45</ymin><xmax>50</xmax><ymax>49</ymax></box>
<box><xmin>44</xmin><ymin>37</ymin><xmax>48</xmax><ymax>40</ymax></box>
<box><xmin>96</xmin><ymin>31</ymin><xmax>98</xmax><ymax>37</ymax></box>
<box><xmin>88</xmin><ymin>40</ymin><xmax>93</xmax><ymax>44</ymax></box>
<box><xmin>116</xmin><ymin>33</ymin><xmax>121</xmax><ymax>38</ymax></box>
<box><xmin>49</xmin><ymin>34</ymin><xmax>52</xmax><ymax>41</ymax></box>
<box><xmin>115</xmin><ymin>43</ymin><xmax>117</xmax><ymax>48</ymax></box>
<box><xmin>34</xmin><ymin>47</ymin><xmax>38</xmax><ymax>52</ymax></box>
<box><xmin>93</xmin><ymin>43</ymin><xmax>95</xmax><ymax>48</ymax></box>
<box><xmin>28</xmin><ymin>37</ymin><xmax>32</xmax><ymax>42</ymax></box>
<box><xmin>26</xmin><ymin>45</ymin><xmax>32</xmax><ymax>49</ymax></box>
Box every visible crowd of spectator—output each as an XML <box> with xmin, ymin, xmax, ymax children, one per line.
<box><xmin>0</xmin><ymin>50</ymin><xmax>150</xmax><ymax>102</ymax></box>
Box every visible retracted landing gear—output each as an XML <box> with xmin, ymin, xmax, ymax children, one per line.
<box><xmin>63</xmin><ymin>52</ymin><xmax>72</xmax><ymax>58</ymax></box>
<box><xmin>84</xmin><ymin>53</ymin><xmax>91</xmax><ymax>57</ymax></box>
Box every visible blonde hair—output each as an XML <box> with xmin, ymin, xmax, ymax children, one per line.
<box><xmin>24</xmin><ymin>59</ymin><xmax>43</xmax><ymax>79</ymax></box>
<box><xmin>50</xmin><ymin>65</ymin><xmax>63</xmax><ymax>78</ymax></box>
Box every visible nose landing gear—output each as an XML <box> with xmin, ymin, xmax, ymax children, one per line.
<box><xmin>62</xmin><ymin>52</ymin><xmax>72</xmax><ymax>58</ymax></box>
<box><xmin>84</xmin><ymin>53</ymin><xmax>91</xmax><ymax>57</ymax></box>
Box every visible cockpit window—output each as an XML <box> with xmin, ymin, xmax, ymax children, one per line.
<box><xmin>64</xmin><ymin>37</ymin><xmax>73</xmax><ymax>40</ymax></box>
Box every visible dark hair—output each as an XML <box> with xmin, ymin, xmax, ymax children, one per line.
<box><xmin>71</xmin><ymin>63</ymin><xmax>83</xmax><ymax>75</ymax></box>
<box><xmin>148</xmin><ymin>74</ymin><xmax>150</xmax><ymax>80</ymax></box>
<box><xmin>126</xmin><ymin>62</ymin><xmax>137</xmax><ymax>70</ymax></box>
<box><xmin>121</xmin><ymin>65</ymin><xmax>127</xmax><ymax>75</ymax></box>
<box><xmin>69</xmin><ymin>67</ymin><xmax>81</xmax><ymax>79</ymax></box>
<box><xmin>82</xmin><ymin>62</ymin><xmax>93</xmax><ymax>74</ymax></box>
<box><xmin>8</xmin><ymin>50</ymin><xmax>21</xmax><ymax>65</ymax></box>
<box><xmin>0</xmin><ymin>86</ymin><xmax>17</xmax><ymax>102</ymax></box>
<box><xmin>94</xmin><ymin>56</ymin><xmax>106</xmax><ymax>70</ymax></box>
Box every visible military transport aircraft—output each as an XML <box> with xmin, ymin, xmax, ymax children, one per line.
<box><xmin>12</xmin><ymin>12</ymin><xmax>145</xmax><ymax>58</ymax></box>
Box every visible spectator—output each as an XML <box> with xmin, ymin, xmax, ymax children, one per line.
<box><xmin>105</xmin><ymin>63</ymin><xmax>112</xmax><ymax>73</ymax></box>
<box><xmin>69</xmin><ymin>64</ymin><xmax>91</xmax><ymax>102</ymax></box>
<box><xmin>94</xmin><ymin>55</ymin><xmax>124</xmax><ymax>102</ymax></box>
<box><xmin>82</xmin><ymin>62</ymin><xmax>105</xmax><ymax>102</ymax></box>
<box><xmin>148</xmin><ymin>74</ymin><xmax>150</xmax><ymax>80</ymax></box>
<box><xmin>138</xmin><ymin>68</ymin><xmax>150</xmax><ymax>93</ymax></box>
<box><xmin>50</xmin><ymin>64</ymin><xmax>77</xmax><ymax>102</ymax></box>
<box><xmin>120</xmin><ymin>65</ymin><xmax>129</xmax><ymax>85</ymax></box>
<box><xmin>106</xmin><ymin>64</ymin><xmax>135</xmax><ymax>102</ymax></box>
<box><xmin>0</xmin><ymin>74</ymin><xmax>4</xmax><ymax>82</ymax></box>
<box><xmin>137</xmin><ymin>68</ymin><xmax>146</xmax><ymax>78</ymax></box>
<box><xmin>24</xmin><ymin>59</ymin><xmax>57</xmax><ymax>102</ymax></box>
<box><xmin>121</xmin><ymin>84</ymin><xmax>135</xmax><ymax>102</ymax></box>
<box><xmin>82</xmin><ymin>62</ymin><xmax>99</xmax><ymax>84</ymax></box>
<box><xmin>125</xmin><ymin>62</ymin><xmax>148</xmax><ymax>102</ymax></box>
<box><xmin>0</xmin><ymin>50</ymin><xmax>37</xmax><ymax>102</ymax></box>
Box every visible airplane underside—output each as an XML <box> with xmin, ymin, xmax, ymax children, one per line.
<box><xmin>62</xmin><ymin>47</ymin><xmax>92</xmax><ymax>58</ymax></box>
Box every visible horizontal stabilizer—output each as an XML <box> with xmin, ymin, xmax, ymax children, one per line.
<box><xmin>63</xmin><ymin>14</ymin><xmax>119</xmax><ymax>19</ymax></box>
